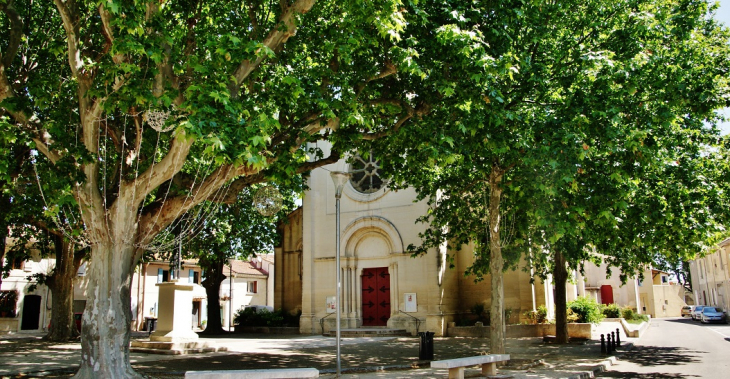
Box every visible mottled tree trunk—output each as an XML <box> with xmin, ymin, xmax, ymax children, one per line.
<box><xmin>553</xmin><ymin>250</ymin><xmax>569</xmax><ymax>344</ymax></box>
<box><xmin>46</xmin><ymin>236</ymin><xmax>85</xmax><ymax>342</ymax></box>
<box><xmin>488</xmin><ymin>168</ymin><xmax>505</xmax><ymax>354</ymax></box>
<box><xmin>200</xmin><ymin>259</ymin><xmax>227</xmax><ymax>335</ymax></box>
<box><xmin>0</xmin><ymin>192</ymin><xmax>9</xmax><ymax>288</ymax></box>
<box><xmin>75</xmin><ymin>242</ymin><xmax>140</xmax><ymax>379</ymax></box>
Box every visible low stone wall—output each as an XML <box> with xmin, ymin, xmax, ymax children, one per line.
<box><xmin>234</xmin><ymin>326</ymin><xmax>300</xmax><ymax>334</ymax></box>
<box><xmin>446</xmin><ymin>323</ymin><xmax>592</xmax><ymax>339</ymax></box>
<box><xmin>0</xmin><ymin>317</ymin><xmax>19</xmax><ymax>334</ymax></box>
<box><xmin>536</xmin><ymin>323</ymin><xmax>592</xmax><ymax>339</ymax></box>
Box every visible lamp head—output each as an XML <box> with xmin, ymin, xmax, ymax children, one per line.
<box><xmin>330</xmin><ymin>171</ymin><xmax>351</xmax><ymax>199</ymax></box>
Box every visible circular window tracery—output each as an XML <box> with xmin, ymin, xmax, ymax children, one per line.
<box><xmin>350</xmin><ymin>154</ymin><xmax>384</xmax><ymax>194</ymax></box>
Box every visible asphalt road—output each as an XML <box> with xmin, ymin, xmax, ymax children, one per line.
<box><xmin>598</xmin><ymin>317</ymin><xmax>730</xmax><ymax>378</ymax></box>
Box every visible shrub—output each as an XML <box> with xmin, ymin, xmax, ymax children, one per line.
<box><xmin>621</xmin><ymin>307</ymin><xmax>649</xmax><ymax>322</ymax></box>
<box><xmin>524</xmin><ymin>305</ymin><xmax>549</xmax><ymax>324</ymax></box>
<box><xmin>471</xmin><ymin>302</ymin><xmax>485</xmax><ymax>317</ymax></box>
<box><xmin>469</xmin><ymin>302</ymin><xmax>490</xmax><ymax>325</ymax></box>
<box><xmin>567</xmin><ymin>296</ymin><xmax>604</xmax><ymax>324</ymax></box>
<box><xmin>536</xmin><ymin>305</ymin><xmax>549</xmax><ymax>323</ymax></box>
<box><xmin>566</xmin><ymin>308</ymin><xmax>580</xmax><ymax>323</ymax></box>
<box><xmin>504</xmin><ymin>307</ymin><xmax>514</xmax><ymax>324</ymax></box>
<box><xmin>602</xmin><ymin>303</ymin><xmax>621</xmax><ymax>318</ymax></box>
<box><xmin>234</xmin><ymin>308</ymin><xmax>300</xmax><ymax>327</ymax></box>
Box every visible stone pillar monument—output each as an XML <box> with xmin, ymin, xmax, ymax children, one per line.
<box><xmin>150</xmin><ymin>280</ymin><xmax>199</xmax><ymax>342</ymax></box>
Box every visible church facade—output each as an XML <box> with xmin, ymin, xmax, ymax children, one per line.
<box><xmin>275</xmin><ymin>144</ymin><xmax>553</xmax><ymax>336</ymax></box>
<box><xmin>273</xmin><ymin>144</ymin><xmax>677</xmax><ymax>336</ymax></box>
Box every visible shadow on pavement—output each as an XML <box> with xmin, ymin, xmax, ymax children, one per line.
<box><xmin>617</xmin><ymin>346</ymin><xmax>703</xmax><ymax>367</ymax></box>
<box><xmin>598</xmin><ymin>371</ymin><xmax>699</xmax><ymax>378</ymax></box>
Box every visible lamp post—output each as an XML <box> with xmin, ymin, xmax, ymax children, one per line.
<box><xmin>330</xmin><ymin>171</ymin><xmax>350</xmax><ymax>377</ymax></box>
<box><xmin>229</xmin><ymin>258</ymin><xmax>234</xmax><ymax>332</ymax></box>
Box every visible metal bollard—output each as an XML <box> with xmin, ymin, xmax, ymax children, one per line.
<box><xmin>616</xmin><ymin>328</ymin><xmax>621</xmax><ymax>347</ymax></box>
<box><xmin>600</xmin><ymin>334</ymin><xmax>606</xmax><ymax>354</ymax></box>
<box><xmin>611</xmin><ymin>331</ymin><xmax>616</xmax><ymax>350</ymax></box>
<box><xmin>607</xmin><ymin>333</ymin><xmax>613</xmax><ymax>353</ymax></box>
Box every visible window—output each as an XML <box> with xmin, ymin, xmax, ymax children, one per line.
<box><xmin>9</xmin><ymin>256</ymin><xmax>24</xmax><ymax>270</ymax></box>
<box><xmin>350</xmin><ymin>154</ymin><xmax>384</xmax><ymax>194</ymax></box>
<box><xmin>247</xmin><ymin>281</ymin><xmax>258</xmax><ymax>294</ymax></box>
<box><xmin>157</xmin><ymin>269</ymin><xmax>170</xmax><ymax>283</ymax></box>
<box><xmin>188</xmin><ymin>269</ymin><xmax>200</xmax><ymax>284</ymax></box>
<box><xmin>661</xmin><ymin>275</ymin><xmax>668</xmax><ymax>284</ymax></box>
<box><xmin>0</xmin><ymin>290</ymin><xmax>18</xmax><ymax>317</ymax></box>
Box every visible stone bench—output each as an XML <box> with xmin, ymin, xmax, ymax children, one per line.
<box><xmin>431</xmin><ymin>354</ymin><xmax>510</xmax><ymax>379</ymax></box>
<box><xmin>184</xmin><ymin>368</ymin><xmax>319</xmax><ymax>379</ymax></box>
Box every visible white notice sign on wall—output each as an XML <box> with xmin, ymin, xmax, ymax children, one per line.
<box><xmin>404</xmin><ymin>293</ymin><xmax>417</xmax><ymax>313</ymax></box>
<box><xmin>326</xmin><ymin>296</ymin><xmax>336</xmax><ymax>313</ymax></box>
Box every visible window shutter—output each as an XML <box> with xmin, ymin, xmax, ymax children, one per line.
<box><xmin>189</xmin><ymin>269</ymin><xmax>194</xmax><ymax>284</ymax></box>
<box><xmin>157</xmin><ymin>268</ymin><xmax>163</xmax><ymax>283</ymax></box>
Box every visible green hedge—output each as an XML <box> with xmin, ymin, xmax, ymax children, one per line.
<box><xmin>567</xmin><ymin>296</ymin><xmax>604</xmax><ymax>324</ymax></box>
<box><xmin>234</xmin><ymin>308</ymin><xmax>301</xmax><ymax>327</ymax></box>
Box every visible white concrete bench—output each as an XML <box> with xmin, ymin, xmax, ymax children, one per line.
<box><xmin>184</xmin><ymin>368</ymin><xmax>319</xmax><ymax>379</ymax></box>
<box><xmin>431</xmin><ymin>354</ymin><xmax>510</xmax><ymax>379</ymax></box>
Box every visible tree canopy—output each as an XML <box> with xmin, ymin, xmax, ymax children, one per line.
<box><xmin>183</xmin><ymin>182</ymin><xmax>299</xmax><ymax>335</ymax></box>
<box><xmin>1</xmin><ymin>0</ymin><xmax>419</xmax><ymax>376</ymax></box>
<box><xmin>377</xmin><ymin>0</ymin><xmax>730</xmax><ymax>349</ymax></box>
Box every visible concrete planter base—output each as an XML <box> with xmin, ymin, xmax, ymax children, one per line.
<box><xmin>0</xmin><ymin>318</ymin><xmax>19</xmax><ymax>334</ymax></box>
<box><xmin>234</xmin><ymin>326</ymin><xmax>300</xmax><ymax>334</ymax></box>
<box><xmin>447</xmin><ymin>323</ymin><xmax>592</xmax><ymax>339</ymax></box>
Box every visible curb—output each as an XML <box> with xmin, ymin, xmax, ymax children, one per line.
<box><xmin>565</xmin><ymin>341</ymin><xmax>635</xmax><ymax>379</ymax></box>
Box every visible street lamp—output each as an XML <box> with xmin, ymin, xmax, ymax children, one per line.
<box><xmin>228</xmin><ymin>258</ymin><xmax>235</xmax><ymax>332</ymax></box>
<box><xmin>330</xmin><ymin>171</ymin><xmax>350</xmax><ymax>377</ymax></box>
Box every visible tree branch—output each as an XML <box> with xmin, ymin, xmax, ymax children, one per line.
<box><xmin>126</xmin><ymin>129</ymin><xmax>195</xmax><ymax>208</ymax></box>
<box><xmin>0</xmin><ymin>0</ymin><xmax>23</xmax><ymax>68</ymax></box>
<box><xmin>361</xmin><ymin>102</ymin><xmax>430</xmax><ymax>141</ymax></box>
<box><xmin>214</xmin><ymin>150</ymin><xmax>341</xmax><ymax>204</ymax></box>
<box><xmin>0</xmin><ymin>64</ymin><xmax>62</xmax><ymax>164</ymax></box>
<box><xmin>53</xmin><ymin>0</ymin><xmax>82</xmax><ymax>77</ymax></box>
<box><xmin>229</xmin><ymin>0</ymin><xmax>315</xmax><ymax>91</ymax></box>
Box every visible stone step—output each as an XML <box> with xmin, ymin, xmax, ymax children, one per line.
<box><xmin>130</xmin><ymin>341</ymin><xmax>227</xmax><ymax>355</ymax></box>
<box><xmin>324</xmin><ymin>328</ymin><xmax>411</xmax><ymax>337</ymax></box>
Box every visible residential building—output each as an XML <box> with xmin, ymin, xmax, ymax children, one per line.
<box><xmin>0</xmin><ymin>247</ymin><xmax>55</xmax><ymax>334</ymax></box>
<box><xmin>689</xmin><ymin>238</ymin><xmax>730</xmax><ymax>312</ymax></box>
<box><xmin>2</xmin><ymin>248</ymin><xmax>273</xmax><ymax>333</ymax></box>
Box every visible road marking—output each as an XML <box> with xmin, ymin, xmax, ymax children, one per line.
<box><xmin>706</xmin><ymin>326</ymin><xmax>730</xmax><ymax>338</ymax></box>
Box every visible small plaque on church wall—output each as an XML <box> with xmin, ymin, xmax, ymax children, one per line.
<box><xmin>404</xmin><ymin>293</ymin><xmax>417</xmax><ymax>312</ymax></box>
<box><xmin>326</xmin><ymin>296</ymin><xmax>336</xmax><ymax>313</ymax></box>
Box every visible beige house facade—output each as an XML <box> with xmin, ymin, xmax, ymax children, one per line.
<box><xmin>689</xmin><ymin>238</ymin><xmax>730</xmax><ymax>312</ymax></box>
<box><xmin>0</xmin><ymin>248</ymin><xmax>58</xmax><ymax>334</ymax></box>
<box><xmin>2</xmin><ymin>251</ymin><xmax>272</xmax><ymax>334</ymax></box>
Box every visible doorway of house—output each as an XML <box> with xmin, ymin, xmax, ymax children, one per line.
<box><xmin>21</xmin><ymin>295</ymin><xmax>41</xmax><ymax>330</ymax></box>
<box><xmin>361</xmin><ymin>267</ymin><xmax>390</xmax><ymax>326</ymax></box>
<box><xmin>192</xmin><ymin>300</ymin><xmax>201</xmax><ymax>329</ymax></box>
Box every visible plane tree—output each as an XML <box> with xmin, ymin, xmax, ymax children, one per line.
<box><xmin>0</xmin><ymin>133</ymin><xmax>88</xmax><ymax>342</ymax></box>
<box><xmin>0</xmin><ymin>0</ymin><xmax>421</xmax><ymax>376</ymax></box>
<box><xmin>183</xmin><ymin>182</ymin><xmax>299</xmax><ymax>335</ymax></box>
<box><xmin>377</xmin><ymin>0</ymin><xmax>730</xmax><ymax>351</ymax></box>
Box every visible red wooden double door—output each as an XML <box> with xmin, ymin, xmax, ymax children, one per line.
<box><xmin>361</xmin><ymin>267</ymin><xmax>391</xmax><ymax>326</ymax></box>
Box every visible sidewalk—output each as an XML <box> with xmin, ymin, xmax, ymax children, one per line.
<box><xmin>0</xmin><ymin>321</ymin><xmax>639</xmax><ymax>378</ymax></box>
